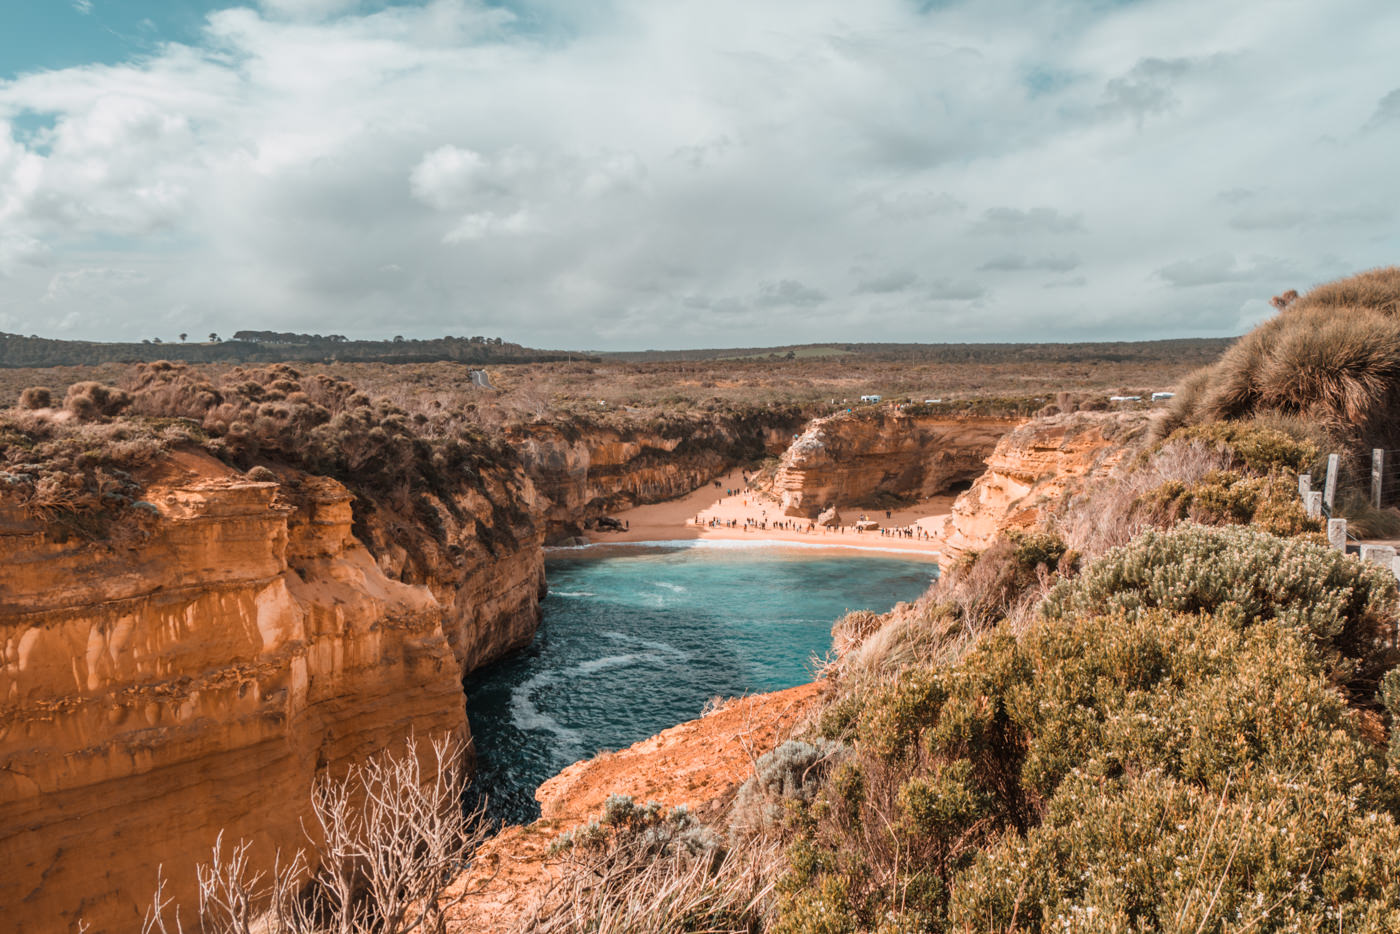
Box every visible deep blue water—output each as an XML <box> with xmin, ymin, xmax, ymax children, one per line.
<box><xmin>463</xmin><ymin>542</ymin><xmax>937</xmax><ymax>825</ymax></box>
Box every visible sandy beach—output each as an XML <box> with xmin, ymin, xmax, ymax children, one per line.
<box><xmin>578</xmin><ymin>469</ymin><xmax>951</xmax><ymax>559</ymax></box>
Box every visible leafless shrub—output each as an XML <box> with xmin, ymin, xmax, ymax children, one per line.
<box><xmin>141</xmin><ymin>733</ymin><xmax>486</xmax><ymax>934</ymax></box>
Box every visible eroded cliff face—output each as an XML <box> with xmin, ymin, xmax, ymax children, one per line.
<box><xmin>770</xmin><ymin>410</ymin><xmax>1022</xmax><ymax>518</ymax></box>
<box><xmin>510</xmin><ymin>414</ymin><xmax>799</xmax><ymax>542</ymax></box>
<box><xmin>943</xmin><ymin>411</ymin><xmax>1146</xmax><ymax>553</ymax></box>
<box><xmin>0</xmin><ymin>448</ymin><xmax>543</xmax><ymax>934</ymax></box>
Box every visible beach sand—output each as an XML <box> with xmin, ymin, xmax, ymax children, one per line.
<box><xmin>582</xmin><ymin>469</ymin><xmax>950</xmax><ymax>558</ymax></box>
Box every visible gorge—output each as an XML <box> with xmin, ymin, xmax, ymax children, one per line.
<box><xmin>0</xmin><ymin>380</ymin><xmax>1027</xmax><ymax>933</ymax></box>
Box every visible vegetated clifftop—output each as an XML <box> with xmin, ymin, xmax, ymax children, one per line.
<box><xmin>509</xmin><ymin>409</ymin><xmax>804</xmax><ymax>542</ymax></box>
<box><xmin>769</xmin><ymin>408</ymin><xmax>1022</xmax><ymax>518</ymax></box>
<box><xmin>0</xmin><ymin>442</ymin><xmax>545</xmax><ymax>934</ymax></box>
<box><xmin>942</xmin><ymin>411</ymin><xmax>1147</xmax><ymax>553</ymax></box>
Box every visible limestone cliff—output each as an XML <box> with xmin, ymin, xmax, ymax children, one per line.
<box><xmin>943</xmin><ymin>411</ymin><xmax>1146</xmax><ymax>553</ymax></box>
<box><xmin>770</xmin><ymin>409</ymin><xmax>1022</xmax><ymax>518</ymax></box>
<box><xmin>0</xmin><ymin>448</ymin><xmax>543</xmax><ymax>934</ymax></box>
<box><xmin>510</xmin><ymin>412</ymin><xmax>800</xmax><ymax>542</ymax></box>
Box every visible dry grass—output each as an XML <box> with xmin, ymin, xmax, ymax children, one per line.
<box><xmin>520</xmin><ymin>796</ymin><xmax>783</xmax><ymax>934</ymax></box>
<box><xmin>1166</xmin><ymin>267</ymin><xmax>1400</xmax><ymax>452</ymax></box>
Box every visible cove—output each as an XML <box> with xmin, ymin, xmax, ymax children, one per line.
<box><xmin>464</xmin><ymin>541</ymin><xmax>938</xmax><ymax>825</ymax></box>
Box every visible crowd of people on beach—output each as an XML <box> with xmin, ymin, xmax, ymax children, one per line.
<box><xmin>691</xmin><ymin>504</ymin><xmax>935</xmax><ymax>541</ymax></box>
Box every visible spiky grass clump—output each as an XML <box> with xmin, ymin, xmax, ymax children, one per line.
<box><xmin>1162</xmin><ymin>268</ymin><xmax>1400</xmax><ymax>449</ymax></box>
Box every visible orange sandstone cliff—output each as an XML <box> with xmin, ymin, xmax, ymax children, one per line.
<box><xmin>770</xmin><ymin>409</ymin><xmax>1021</xmax><ymax>518</ymax></box>
<box><xmin>942</xmin><ymin>411</ymin><xmax>1146</xmax><ymax>553</ymax></box>
<box><xmin>0</xmin><ymin>449</ymin><xmax>543</xmax><ymax>934</ymax></box>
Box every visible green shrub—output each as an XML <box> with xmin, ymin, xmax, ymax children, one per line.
<box><xmin>1161</xmin><ymin>420</ymin><xmax>1320</xmax><ymax>474</ymax></box>
<box><xmin>775</xmin><ymin>523</ymin><xmax>1400</xmax><ymax>933</ymax></box>
<box><xmin>1044</xmin><ymin>523</ymin><xmax>1396</xmax><ymax>681</ymax></box>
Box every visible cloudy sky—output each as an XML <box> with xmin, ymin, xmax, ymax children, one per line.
<box><xmin>0</xmin><ymin>0</ymin><xmax>1397</xmax><ymax>350</ymax></box>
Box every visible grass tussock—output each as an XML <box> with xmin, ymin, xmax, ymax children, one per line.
<box><xmin>1161</xmin><ymin>267</ymin><xmax>1400</xmax><ymax>452</ymax></box>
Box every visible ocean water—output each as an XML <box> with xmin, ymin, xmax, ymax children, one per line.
<box><xmin>463</xmin><ymin>541</ymin><xmax>938</xmax><ymax>824</ymax></box>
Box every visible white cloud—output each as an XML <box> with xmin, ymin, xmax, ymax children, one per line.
<box><xmin>0</xmin><ymin>0</ymin><xmax>1396</xmax><ymax>347</ymax></box>
<box><xmin>73</xmin><ymin>0</ymin><xmax>94</xmax><ymax>14</ymax></box>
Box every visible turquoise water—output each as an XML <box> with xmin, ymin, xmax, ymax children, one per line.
<box><xmin>463</xmin><ymin>542</ymin><xmax>937</xmax><ymax>824</ymax></box>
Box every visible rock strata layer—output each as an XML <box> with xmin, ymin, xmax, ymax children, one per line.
<box><xmin>770</xmin><ymin>410</ymin><xmax>1021</xmax><ymax>517</ymax></box>
<box><xmin>0</xmin><ymin>449</ymin><xmax>543</xmax><ymax>934</ymax></box>
<box><xmin>943</xmin><ymin>411</ymin><xmax>1144</xmax><ymax>553</ymax></box>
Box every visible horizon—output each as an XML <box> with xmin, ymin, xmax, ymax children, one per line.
<box><xmin>1</xmin><ymin>329</ymin><xmax>1237</xmax><ymax>354</ymax></box>
<box><xmin>1</xmin><ymin>1</ymin><xmax>1397</xmax><ymax>349</ymax></box>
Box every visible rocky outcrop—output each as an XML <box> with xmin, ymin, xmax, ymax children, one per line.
<box><xmin>510</xmin><ymin>413</ymin><xmax>801</xmax><ymax>543</ymax></box>
<box><xmin>770</xmin><ymin>410</ymin><xmax>1022</xmax><ymax>517</ymax></box>
<box><xmin>943</xmin><ymin>412</ymin><xmax>1147</xmax><ymax>553</ymax></box>
<box><xmin>0</xmin><ymin>448</ymin><xmax>544</xmax><ymax>934</ymax></box>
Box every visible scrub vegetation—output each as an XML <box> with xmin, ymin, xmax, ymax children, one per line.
<box><xmin>526</xmin><ymin>268</ymin><xmax>1400</xmax><ymax>933</ymax></box>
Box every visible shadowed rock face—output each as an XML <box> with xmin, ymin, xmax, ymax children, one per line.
<box><xmin>0</xmin><ymin>450</ymin><xmax>545</xmax><ymax>934</ymax></box>
<box><xmin>769</xmin><ymin>410</ymin><xmax>1022</xmax><ymax>518</ymax></box>
<box><xmin>510</xmin><ymin>415</ymin><xmax>800</xmax><ymax>543</ymax></box>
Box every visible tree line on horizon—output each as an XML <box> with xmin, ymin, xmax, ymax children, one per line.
<box><xmin>0</xmin><ymin>331</ymin><xmax>585</xmax><ymax>368</ymax></box>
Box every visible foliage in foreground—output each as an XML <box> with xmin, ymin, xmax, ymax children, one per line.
<box><xmin>526</xmin><ymin>795</ymin><xmax>780</xmax><ymax>934</ymax></box>
<box><xmin>773</xmin><ymin>524</ymin><xmax>1400</xmax><ymax>933</ymax></box>
<box><xmin>141</xmin><ymin>735</ymin><xmax>485</xmax><ymax>934</ymax></box>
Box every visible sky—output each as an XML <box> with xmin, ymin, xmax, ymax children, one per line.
<box><xmin>0</xmin><ymin>0</ymin><xmax>1397</xmax><ymax>350</ymax></box>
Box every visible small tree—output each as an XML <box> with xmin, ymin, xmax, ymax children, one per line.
<box><xmin>180</xmin><ymin>333</ymin><xmax>188</xmax><ymax>342</ymax></box>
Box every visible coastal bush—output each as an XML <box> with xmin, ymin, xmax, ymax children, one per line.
<box><xmin>731</xmin><ymin>740</ymin><xmax>846</xmax><ymax>835</ymax></box>
<box><xmin>63</xmin><ymin>380</ymin><xmax>132</xmax><ymax>420</ymax></box>
<box><xmin>1060</xmin><ymin>420</ymin><xmax>1323</xmax><ymax>555</ymax></box>
<box><xmin>17</xmin><ymin>386</ymin><xmax>51</xmax><ymax>409</ymax></box>
<box><xmin>936</xmin><ymin>530</ymin><xmax>1072</xmax><ymax>631</ymax></box>
<box><xmin>772</xmin><ymin>522</ymin><xmax>1400</xmax><ymax>932</ymax></box>
<box><xmin>1043</xmin><ymin>523</ymin><xmax>1397</xmax><ymax>682</ymax></box>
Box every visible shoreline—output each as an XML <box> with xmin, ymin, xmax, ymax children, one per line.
<box><xmin>579</xmin><ymin>468</ymin><xmax>952</xmax><ymax>560</ymax></box>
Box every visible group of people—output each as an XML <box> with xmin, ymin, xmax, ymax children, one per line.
<box><xmin>695</xmin><ymin>514</ymin><xmax>817</xmax><ymax>533</ymax></box>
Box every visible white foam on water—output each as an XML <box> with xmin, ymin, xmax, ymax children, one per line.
<box><xmin>655</xmin><ymin>581</ymin><xmax>687</xmax><ymax>593</ymax></box>
<box><xmin>549</xmin><ymin>590</ymin><xmax>596</xmax><ymax>598</ymax></box>
<box><xmin>508</xmin><ymin>652</ymin><xmax>670</xmax><ymax>758</ymax></box>
<box><xmin>603</xmin><ymin>630</ymin><xmax>687</xmax><ymax>659</ymax></box>
<box><xmin>508</xmin><ymin>673</ymin><xmax>583</xmax><ymax>758</ymax></box>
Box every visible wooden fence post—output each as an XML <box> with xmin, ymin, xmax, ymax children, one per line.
<box><xmin>1324</xmin><ymin>454</ymin><xmax>1340</xmax><ymax>513</ymax></box>
<box><xmin>1373</xmin><ymin>449</ymin><xmax>1385</xmax><ymax>509</ymax></box>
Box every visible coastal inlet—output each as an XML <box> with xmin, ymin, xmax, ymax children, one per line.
<box><xmin>464</xmin><ymin>542</ymin><xmax>937</xmax><ymax>824</ymax></box>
